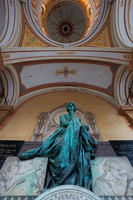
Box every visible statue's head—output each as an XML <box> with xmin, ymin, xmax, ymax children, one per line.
<box><xmin>66</xmin><ymin>102</ymin><xmax>77</xmax><ymax>112</ymax></box>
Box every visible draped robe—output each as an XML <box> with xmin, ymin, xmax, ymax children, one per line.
<box><xmin>19</xmin><ymin>114</ymin><xmax>98</xmax><ymax>189</ymax></box>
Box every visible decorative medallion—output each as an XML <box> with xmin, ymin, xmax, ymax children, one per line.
<box><xmin>55</xmin><ymin>66</ymin><xmax>76</xmax><ymax>78</ymax></box>
<box><xmin>59</xmin><ymin>21</ymin><xmax>73</xmax><ymax>37</ymax></box>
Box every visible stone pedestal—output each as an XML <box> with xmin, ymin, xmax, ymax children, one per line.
<box><xmin>0</xmin><ymin>157</ymin><xmax>48</xmax><ymax>196</ymax></box>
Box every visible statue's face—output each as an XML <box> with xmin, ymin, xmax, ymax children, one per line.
<box><xmin>67</xmin><ymin>102</ymin><xmax>75</xmax><ymax>112</ymax></box>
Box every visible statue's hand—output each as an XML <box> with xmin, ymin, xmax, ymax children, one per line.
<box><xmin>60</xmin><ymin>115</ymin><xmax>70</xmax><ymax>127</ymax></box>
<box><xmin>69</xmin><ymin>112</ymin><xmax>76</xmax><ymax>120</ymax></box>
<box><xmin>19</xmin><ymin>154</ymin><xmax>27</xmax><ymax>160</ymax></box>
<box><xmin>71</xmin><ymin>115</ymin><xmax>76</xmax><ymax>120</ymax></box>
<box><xmin>19</xmin><ymin>155</ymin><xmax>24</xmax><ymax>160</ymax></box>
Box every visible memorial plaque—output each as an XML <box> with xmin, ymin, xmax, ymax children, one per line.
<box><xmin>0</xmin><ymin>140</ymin><xmax>24</xmax><ymax>169</ymax></box>
<box><xmin>110</xmin><ymin>140</ymin><xmax>133</xmax><ymax>166</ymax></box>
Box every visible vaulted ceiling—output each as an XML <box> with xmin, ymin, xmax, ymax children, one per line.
<box><xmin>0</xmin><ymin>0</ymin><xmax>133</xmax><ymax>108</ymax></box>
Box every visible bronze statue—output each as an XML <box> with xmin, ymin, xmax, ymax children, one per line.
<box><xmin>19</xmin><ymin>102</ymin><xmax>98</xmax><ymax>190</ymax></box>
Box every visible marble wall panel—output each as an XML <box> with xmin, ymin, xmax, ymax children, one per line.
<box><xmin>0</xmin><ymin>157</ymin><xmax>48</xmax><ymax>196</ymax></box>
<box><xmin>91</xmin><ymin>157</ymin><xmax>133</xmax><ymax>196</ymax></box>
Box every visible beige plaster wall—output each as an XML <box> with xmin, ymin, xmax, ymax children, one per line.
<box><xmin>0</xmin><ymin>91</ymin><xmax>133</xmax><ymax>141</ymax></box>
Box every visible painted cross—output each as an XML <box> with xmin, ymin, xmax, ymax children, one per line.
<box><xmin>55</xmin><ymin>66</ymin><xmax>76</xmax><ymax>78</ymax></box>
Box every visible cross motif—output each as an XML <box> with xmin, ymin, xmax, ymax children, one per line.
<box><xmin>55</xmin><ymin>66</ymin><xmax>76</xmax><ymax>78</ymax></box>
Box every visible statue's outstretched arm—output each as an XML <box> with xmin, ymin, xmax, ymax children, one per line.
<box><xmin>19</xmin><ymin>147</ymin><xmax>42</xmax><ymax>160</ymax></box>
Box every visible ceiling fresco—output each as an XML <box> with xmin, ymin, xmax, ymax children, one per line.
<box><xmin>40</xmin><ymin>0</ymin><xmax>93</xmax><ymax>43</ymax></box>
<box><xmin>19</xmin><ymin>0</ymin><xmax>112</xmax><ymax>47</ymax></box>
<box><xmin>13</xmin><ymin>61</ymin><xmax>119</xmax><ymax>98</ymax></box>
<box><xmin>42</xmin><ymin>1</ymin><xmax>87</xmax><ymax>43</ymax></box>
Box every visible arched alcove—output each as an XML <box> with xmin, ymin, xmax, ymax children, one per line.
<box><xmin>0</xmin><ymin>90</ymin><xmax>133</xmax><ymax>141</ymax></box>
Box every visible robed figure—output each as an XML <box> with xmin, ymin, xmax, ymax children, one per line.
<box><xmin>19</xmin><ymin>102</ymin><xmax>98</xmax><ymax>190</ymax></box>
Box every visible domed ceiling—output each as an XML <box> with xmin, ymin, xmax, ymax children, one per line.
<box><xmin>27</xmin><ymin>0</ymin><xmax>115</xmax><ymax>47</ymax></box>
<box><xmin>44</xmin><ymin>1</ymin><xmax>86</xmax><ymax>43</ymax></box>
<box><xmin>41</xmin><ymin>0</ymin><xmax>92</xmax><ymax>43</ymax></box>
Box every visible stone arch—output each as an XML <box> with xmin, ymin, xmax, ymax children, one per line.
<box><xmin>0</xmin><ymin>65</ymin><xmax>19</xmax><ymax>106</ymax></box>
<box><xmin>114</xmin><ymin>65</ymin><xmax>133</xmax><ymax>106</ymax></box>
<box><xmin>110</xmin><ymin>0</ymin><xmax>133</xmax><ymax>47</ymax></box>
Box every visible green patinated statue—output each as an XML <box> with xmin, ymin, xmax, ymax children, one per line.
<box><xmin>19</xmin><ymin>102</ymin><xmax>98</xmax><ymax>190</ymax></box>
